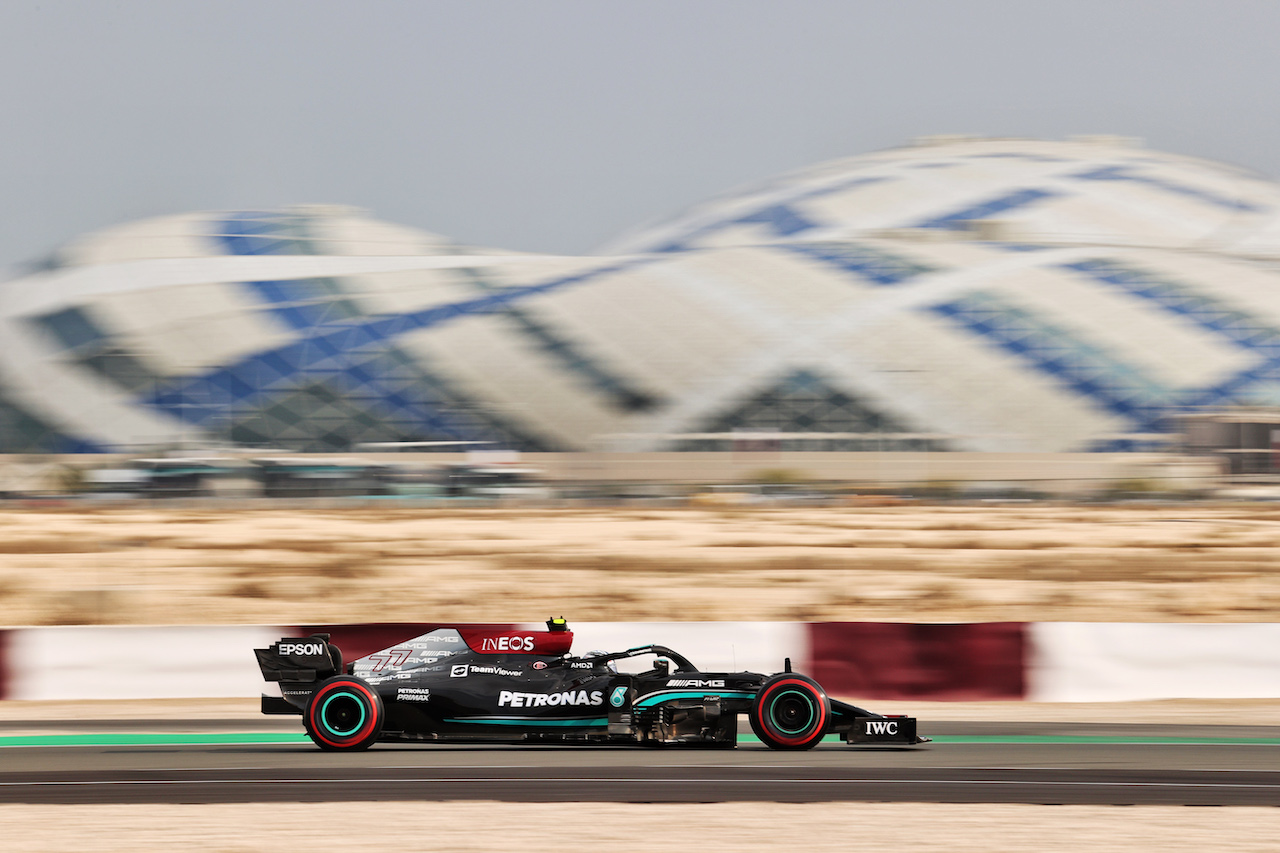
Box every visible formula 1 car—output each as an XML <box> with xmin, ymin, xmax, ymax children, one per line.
<box><xmin>255</xmin><ymin>619</ymin><xmax>927</xmax><ymax>750</ymax></box>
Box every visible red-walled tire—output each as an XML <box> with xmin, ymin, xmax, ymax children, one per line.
<box><xmin>749</xmin><ymin>673</ymin><xmax>830</xmax><ymax>750</ymax></box>
<box><xmin>304</xmin><ymin>676</ymin><xmax>384</xmax><ymax>751</ymax></box>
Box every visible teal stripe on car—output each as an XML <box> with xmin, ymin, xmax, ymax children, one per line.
<box><xmin>633</xmin><ymin>690</ymin><xmax>754</xmax><ymax>709</ymax></box>
<box><xmin>442</xmin><ymin>717</ymin><xmax>608</xmax><ymax>727</ymax></box>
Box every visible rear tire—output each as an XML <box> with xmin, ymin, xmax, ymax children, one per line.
<box><xmin>749</xmin><ymin>673</ymin><xmax>830</xmax><ymax>750</ymax></box>
<box><xmin>304</xmin><ymin>675</ymin><xmax>384</xmax><ymax>751</ymax></box>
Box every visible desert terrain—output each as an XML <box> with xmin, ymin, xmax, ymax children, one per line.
<box><xmin>0</xmin><ymin>502</ymin><xmax>1278</xmax><ymax>626</ymax></box>
<box><xmin>3</xmin><ymin>802</ymin><xmax>1277</xmax><ymax>853</ymax></box>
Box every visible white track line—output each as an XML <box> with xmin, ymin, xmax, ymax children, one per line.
<box><xmin>0</xmin><ymin>778</ymin><xmax>1278</xmax><ymax>790</ymax></box>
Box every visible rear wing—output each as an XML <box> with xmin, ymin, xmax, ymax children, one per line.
<box><xmin>254</xmin><ymin>634</ymin><xmax>344</xmax><ymax>683</ymax></box>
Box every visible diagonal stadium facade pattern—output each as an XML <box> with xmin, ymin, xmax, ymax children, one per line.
<box><xmin>8</xmin><ymin>135</ymin><xmax>1280</xmax><ymax>454</ymax></box>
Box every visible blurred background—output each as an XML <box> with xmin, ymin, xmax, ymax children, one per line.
<box><xmin>6</xmin><ymin>3</ymin><xmax>1280</xmax><ymax>503</ymax></box>
<box><xmin>0</xmin><ymin>1</ymin><xmax>1278</xmax><ymax>641</ymax></box>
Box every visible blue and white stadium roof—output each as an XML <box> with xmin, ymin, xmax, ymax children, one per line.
<box><xmin>601</xmin><ymin>135</ymin><xmax>1280</xmax><ymax>256</ymax></box>
<box><xmin>6</xmin><ymin>137</ymin><xmax>1280</xmax><ymax>455</ymax></box>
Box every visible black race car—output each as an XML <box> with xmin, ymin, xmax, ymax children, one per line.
<box><xmin>255</xmin><ymin>619</ymin><xmax>927</xmax><ymax>750</ymax></box>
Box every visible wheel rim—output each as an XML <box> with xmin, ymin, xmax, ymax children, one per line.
<box><xmin>319</xmin><ymin>691</ymin><xmax>367</xmax><ymax>737</ymax></box>
<box><xmin>769</xmin><ymin>689</ymin><xmax>817</xmax><ymax>735</ymax></box>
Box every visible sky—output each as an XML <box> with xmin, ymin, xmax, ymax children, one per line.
<box><xmin>4</xmin><ymin>0</ymin><xmax>1280</xmax><ymax>277</ymax></box>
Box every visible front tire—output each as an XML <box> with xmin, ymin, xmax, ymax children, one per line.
<box><xmin>749</xmin><ymin>673</ymin><xmax>830</xmax><ymax>750</ymax></box>
<box><xmin>304</xmin><ymin>675</ymin><xmax>384</xmax><ymax>751</ymax></box>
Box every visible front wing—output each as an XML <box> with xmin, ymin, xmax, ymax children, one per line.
<box><xmin>830</xmin><ymin>700</ymin><xmax>927</xmax><ymax>745</ymax></box>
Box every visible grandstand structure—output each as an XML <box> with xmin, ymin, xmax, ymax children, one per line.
<box><xmin>6</xmin><ymin>135</ymin><xmax>1280</xmax><ymax>465</ymax></box>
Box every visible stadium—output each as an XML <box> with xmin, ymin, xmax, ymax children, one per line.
<box><xmin>6</xmin><ymin>135</ymin><xmax>1280</xmax><ymax>465</ymax></box>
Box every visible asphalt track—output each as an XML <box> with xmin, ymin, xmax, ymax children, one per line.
<box><xmin>2</xmin><ymin>721</ymin><xmax>1278</xmax><ymax>805</ymax></box>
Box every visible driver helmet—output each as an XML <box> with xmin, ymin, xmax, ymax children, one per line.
<box><xmin>585</xmin><ymin>651</ymin><xmax>618</xmax><ymax>673</ymax></box>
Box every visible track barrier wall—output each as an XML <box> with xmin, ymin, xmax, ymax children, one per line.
<box><xmin>1027</xmin><ymin>622</ymin><xmax>1280</xmax><ymax>702</ymax></box>
<box><xmin>0</xmin><ymin>622</ymin><xmax>1275</xmax><ymax>702</ymax></box>
<box><xmin>6</xmin><ymin>626</ymin><xmax>284</xmax><ymax>701</ymax></box>
<box><xmin>810</xmin><ymin>622</ymin><xmax>1027</xmax><ymax>700</ymax></box>
<box><xmin>0</xmin><ymin>629</ymin><xmax>10</xmax><ymax>701</ymax></box>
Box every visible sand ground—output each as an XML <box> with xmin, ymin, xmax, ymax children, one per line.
<box><xmin>2</xmin><ymin>802</ymin><xmax>1278</xmax><ymax>853</ymax></box>
<box><xmin>2</xmin><ymin>503</ymin><xmax>1280</xmax><ymax>626</ymax></box>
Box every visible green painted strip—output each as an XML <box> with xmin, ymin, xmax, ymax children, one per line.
<box><xmin>1</xmin><ymin>731</ymin><xmax>1278</xmax><ymax>749</ymax></box>
<box><xmin>737</xmin><ymin>734</ymin><xmax>845</xmax><ymax>745</ymax></box>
